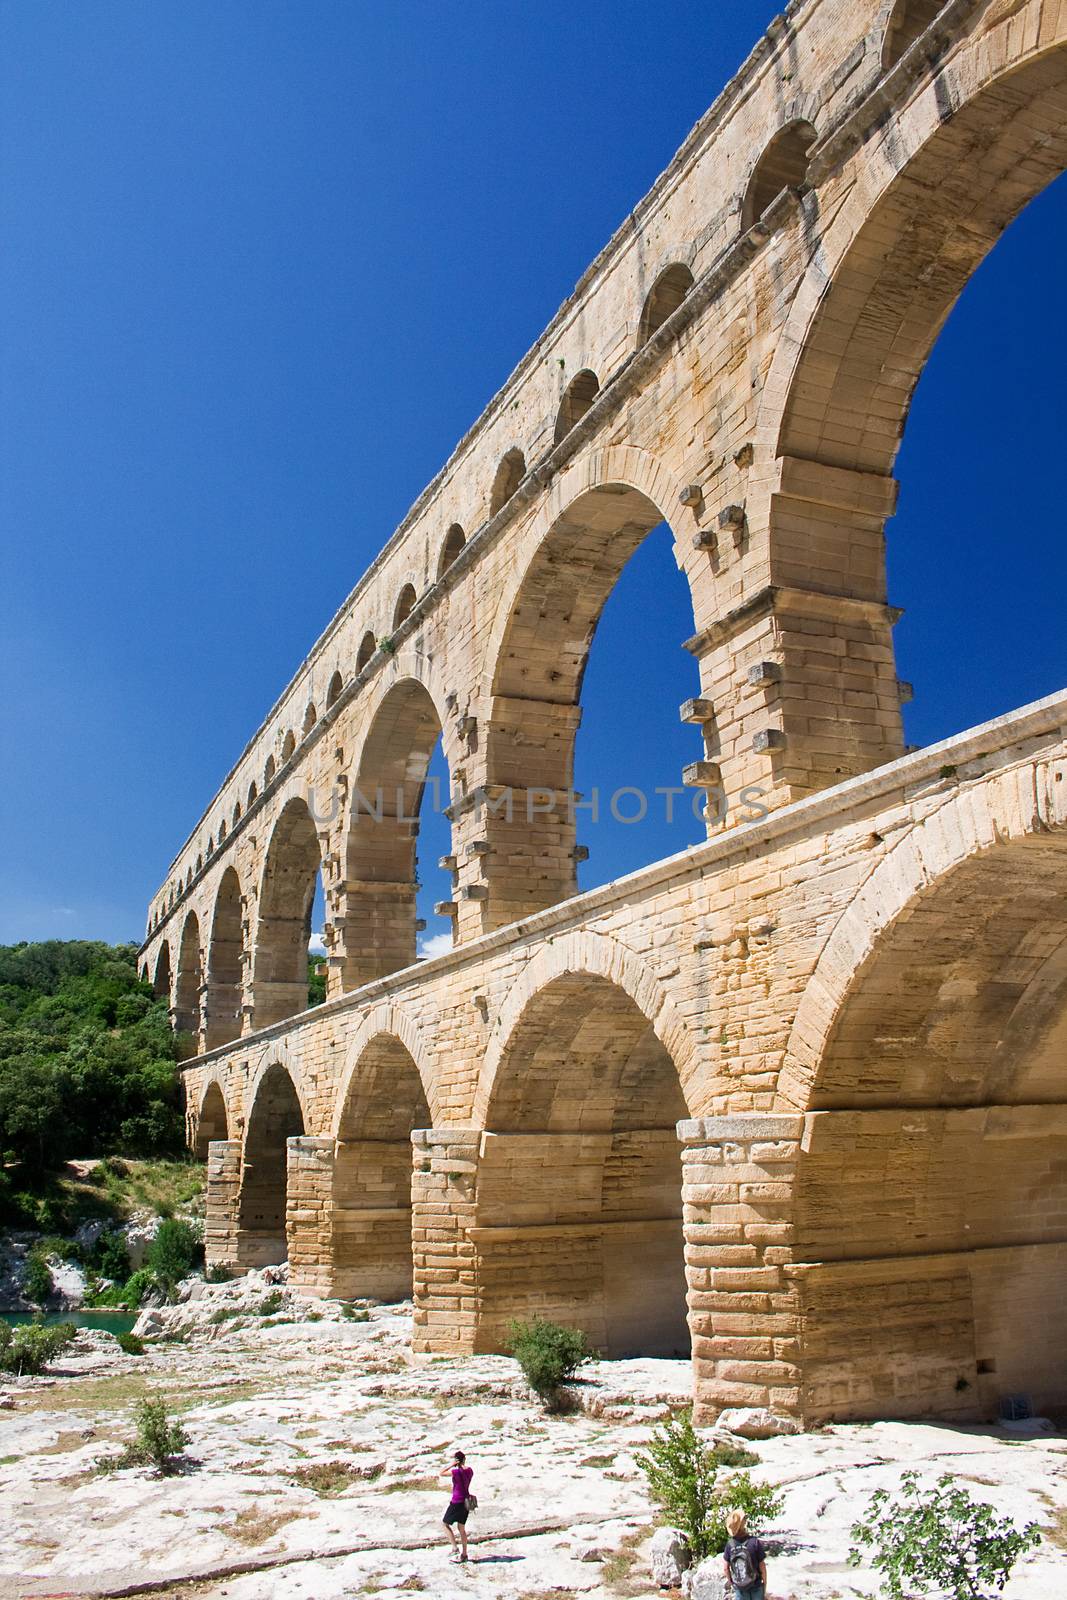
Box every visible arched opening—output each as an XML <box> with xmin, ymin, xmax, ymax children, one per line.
<box><xmin>637</xmin><ymin>263</ymin><xmax>693</xmax><ymax>346</ymax></box>
<box><xmin>554</xmin><ymin>369</ymin><xmax>600</xmax><ymax>443</ymax></box>
<box><xmin>206</xmin><ymin>867</ymin><xmax>243</xmax><ymax>1049</ymax></box>
<box><xmin>475</xmin><ymin>972</ymin><xmax>691</xmax><ymax>1358</ymax></box>
<box><xmin>485</xmin><ymin>482</ymin><xmax>703</xmax><ymax>927</ymax></box>
<box><xmin>741</xmin><ymin>119</ymin><xmax>816</xmax><ymax>230</ymax></box>
<box><xmin>218</xmin><ymin>819</ymin><xmax>227</xmax><ymax>844</ymax></box>
<box><xmin>883</xmin><ymin>0</ymin><xmax>943</xmax><ymax>69</ymax></box>
<box><xmin>326</xmin><ymin>670</ymin><xmax>343</xmax><ymax>709</ymax></box>
<box><xmin>263</xmin><ymin>754</ymin><xmax>275</xmax><ymax>786</ymax></box>
<box><xmin>195</xmin><ymin>1080</ymin><xmax>229</xmax><ymax>1160</ymax></box>
<box><xmin>344</xmin><ymin>680</ymin><xmax>454</xmax><ymax>985</ymax></box>
<box><xmin>238</xmin><ymin>1063</ymin><xmax>305</xmax><ymax>1265</ymax></box>
<box><xmin>206</xmin><ymin>837</ymin><xmax>214</xmax><ymax>857</ymax></box>
<box><xmin>794</xmin><ymin>831</ymin><xmax>1067</xmax><ymax>1421</ymax></box>
<box><xmin>247</xmin><ymin>781</ymin><xmax>258</xmax><ymax>808</ymax></box>
<box><xmin>232</xmin><ymin>800</ymin><xmax>242</xmax><ymax>828</ymax></box>
<box><xmin>330</xmin><ymin>1035</ymin><xmax>431</xmax><ymax>1298</ymax></box>
<box><xmin>281</xmin><ymin>730</ymin><xmax>296</xmax><ymax>762</ymax></box>
<box><xmin>174</xmin><ymin>914</ymin><xmax>202</xmax><ymax>1047</ymax></box>
<box><xmin>356</xmin><ymin>631</ymin><xmax>376</xmax><ymax>671</ymax></box>
<box><xmin>302</xmin><ymin>702</ymin><xmax>317</xmax><ymax>736</ymax></box>
<box><xmin>252</xmin><ymin>797</ymin><xmax>325</xmax><ymax>1028</ymax></box>
<box><xmin>152</xmin><ymin>941</ymin><xmax>171</xmax><ymax>1002</ymax></box>
<box><xmin>489</xmin><ymin>447</ymin><xmax>526</xmax><ymax>516</ymax></box>
<box><xmin>437</xmin><ymin>523</ymin><xmax>466</xmax><ymax>580</ymax></box>
<box><xmin>392</xmin><ymin>583</ymin><xmax>417</xmax><ymax>629</ymax></box>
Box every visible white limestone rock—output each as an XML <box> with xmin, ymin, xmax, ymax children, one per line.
<box><xmin>649</xmin><ymin>1525</ymin><xmax>692</xmax><ymax>1585</ymax></box>
<box><xmin>682</xmin><ymin>1556</ymin><xmax>727</xmax><ymax>1599</ymax></box>
<box><xmin>716</xmin><ymin>1406</ymin><xmax>800</xmax><ymax>1439</ymax></box>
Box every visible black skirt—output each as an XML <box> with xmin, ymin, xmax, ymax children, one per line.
<box><xmin>444</xmin><ymin>1500</ymin><xmax>469</xmax><ymax>1525</ymax></box>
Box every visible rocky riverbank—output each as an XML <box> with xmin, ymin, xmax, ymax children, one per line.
<box><xmin>0</xmin><ymin>1280</ymin><xmax>1064</xmax><ymax>1599</ymax></box>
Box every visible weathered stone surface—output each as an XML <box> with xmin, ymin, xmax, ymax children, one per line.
<box><xmin>682</xmin><ymin>1557</ymin><xmax>727</xmax><ymax>1600</ymax></box>
<box><xmin>717</xmin><ymin>1407</ymin><xmax>801</xmax><ymax>1440</ymax></box>
<box><xmin>649</xmin><ymin>1525</ymin><xmax>691</xmax><ymax>1585</ymax></box>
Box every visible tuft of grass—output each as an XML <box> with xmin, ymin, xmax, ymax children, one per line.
<box><xmin>226</xmin><ymin>1506</ymin><xmax>301</xmax><ymax>1546</ymax></box>
<box><xmin>288</xmin><ymin>1461</ymin><xmax>382</xmax><ymax>1495</ymax></box>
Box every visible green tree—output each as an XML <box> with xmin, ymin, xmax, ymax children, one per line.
<box><xmin>146</xmin><ymin>1218</ymin><xmax>201</xmax><ymax>1293</ymax></box>
<box><xmin>848</xmin><ymin>1471</ymin><xmax>1042</xmax><ymax>1599</ymax></box>
<box><xmin>636</xmin><ymin>1409</ymin><xmax>783</xmax><ymax>1561</ymax></box>
<box><xmin>507</xmin><ymin>1317</ymin><xmax>592</xmax><ymax>1410</ymax></box>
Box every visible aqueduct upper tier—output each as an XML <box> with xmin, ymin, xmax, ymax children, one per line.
<box><xmin>143</xmin><ymin>0</ymin><xmax>1067</xmax><ymax>1425</ymax></box>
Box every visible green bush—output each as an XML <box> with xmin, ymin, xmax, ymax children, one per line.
<box><xmin>91</xmin><ymin>1229</ymin><xmax>132</xmax><ymax>1283</ymax></box>
<box><xmin>848</xmin><ymin>1470</ymin><xmax>1041</xmax><ymax>1600</ymax></box>
<box><xmin>23</xmin><ymin>1250</ymin><xmax>53</xmax><ymax>1305</ymax></box>
<box><xmin>635</xmin><ymin>1409</ymin><xmax>783</xmax><ymax>1561</ymax></box>
<box><xmin>116</xmin><ymin>1331</ymin><xmax>145</xmax><ymax>1356</ymax></box>
<box><xmin>507</xmin><ymin>1317</ymin><xmax>592</xmax><ymax>1410</ymax></box>
<box><xmin>122</xmin><ymin>1268</ymin><xmax>157</xmax><ymax>1308</ymax></box>
<box><xmin>0</xmin><ymin>1318</ymin><xmax>76</xmax><ymax>1376</ymax></box>
<box><xmin>256</xmin><ymin>1289</ymin><xmax>284</xmax><ymax>1316</ymax></box>
<box><xmin>146</xmin><ymin>1219</ymin><xmax>201</xmax><ymax>1292</ymax></box>
<box><xmin>101</xmin><ymin>1397</ymin><xmax>188</xmax><ymax>1475</ymax></box>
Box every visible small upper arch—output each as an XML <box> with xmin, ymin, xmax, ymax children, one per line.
<box><xmin>637</xmin><ymin>263</ymin><xmax>694</xmax><ymax>347</ymax></box>
<box><xmin>741</xmin><ymin>118</ymin><xmax>817</xmax><ymax>231</ymax></box>
<box><xmin>356</xmin><ymin>631</ymin><xmax>377</xmax><ymax>671</ymax></box>
<box><xmin>437</xmin><ymin>523</ymin><xmax>466</xmax><ymax>580</ymax></box>
<box><xmin>554</xmin><ymin>369</ymin><xmax>600</xmax><ymax>444</ymax></box>
<box><xmin>489</xmin><ymin>447</ymin><xmax>526</xmax><ymax>516</ymax></box>
<box><xmin>247</xmin><ymin>780</ymin><xmax>258</xmax><ymax>808</ymax></box>
<box><xmin>326</xmin><ymin>670</ymin><xmax>344</xmax><ymax>709</ymax></box>
<box><xmin>393</xmin><ymin>583</ymin><xmax>418</xmax><ymax>629</ymax></box>
<box><xmin>302</xmin><ymin>701</ymin><xmax>317</xmax><ymax>736</ymax></box>
<box><xmin>232</xmin><ymin>799</ymin><xmax>242</xmax><ymax>828</ymax></box>
<box><xmin>281</xmin><ymin>730</ymin><xmax>297</xmax><ymax>762</ymax></box>
<box><xmin>263</xmin><ymin>754</ymin><xmax>276</xmax><ymax>786</ymax></box>
<box><xmin>882</xmin><ymin>0</ymin><xmax>943</xmax><ymax>69</ymax></box>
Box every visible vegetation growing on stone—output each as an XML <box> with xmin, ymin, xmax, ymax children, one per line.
<box><xmin>636</xmin><ymin>1408</ymin><xmax>783</xmax><ymax>1560</ymax></box>
<box><xmin>507</xmin><ymin>1317</ymin><xmax>592</xmax><ymax>1410</ymax></box>
<box><xmin>0</xmin><ymin>1317</ymin><xmax>77</xmax><ymax>1376</ymax></box>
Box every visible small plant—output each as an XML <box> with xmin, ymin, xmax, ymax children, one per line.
<box><xmin>636</xmin><ymin>1409</ymin><xmax>782</xmax><ymax>1561</ymax></box>
<box><xmin>257</xmin><ymin>1289</ymin><xmax>284</xmax><ymax>1316</ymax></box>
<box><xmin>0</xmin><ymin>1318</ymin><xmax>76</xmax><ymax>1376</ymax></box>
<box><xmin>377</xmin><ymin>635</ymin><xmax>395</xmax><ymax>655</ymax></box>
<box><xmin>146</xmin><ymin>1218</ymin><xmax>202</xmax><ymax>1293</ymax></box>
<box><xmin>23</xmin><ymin>1249</ymin><xmax>54</xmax><ymax>1305</ymax></box>
<box><xmin>848</xmin><ymin>1470</ymin><xmax>1042</xmax><ymax>1600</ymax></box>
<box><xmin>116</xmin><ymin>1331</ymin><xmax>145</xmax><ymax>1356</ymax></box>
<box><xmin>341</xmin><ymin>1303</ymin><xmax>370</xmax><ymax>1322</ymax></box>
<box><xmin>101</xmin><ymin>1398</ymin><xmax>189</xmax><ymax>1475</ymax></box>
<box><xmin>507</xmin><ymin>1317</ymin><xmax>592</xmax><ymax>1411</ymax></box>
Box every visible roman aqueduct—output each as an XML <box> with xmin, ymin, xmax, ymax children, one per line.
<box><xmin>140</xmin><ymin>0</ymin><xmax>1067</xmax><ymax>1424</ymax></box>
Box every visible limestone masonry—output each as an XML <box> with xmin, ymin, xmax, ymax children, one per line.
<box><xmin>141</xmin><ymin>0</ymin><xmax>1067</xmax><ymax>1424</ymax></box>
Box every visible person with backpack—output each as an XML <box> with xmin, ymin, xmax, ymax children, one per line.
<box><xmin>441</xmin><ymin>1448</ymin><xmax>475</xmax><ymax>1563</ymax></box>
<box><xmin>722</xmin><ymin>1507</ymin><xmax>768</xmax><ymax>1598</ymax></box>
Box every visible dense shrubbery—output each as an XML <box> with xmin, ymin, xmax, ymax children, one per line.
<box><xmin>507</xmin><ymin>1317</ymin><xmax>592</xmax><ymax>1409</ymax></box>
<box><xmin>146</xmin><ymin>1219</ymin><xmax>202</xmax><ymax>1291</ymax></box>
<box><xmin>0</xmin><ymin>1317</ymin><xmax>77</xmax><ymax>1376</ymax></box>
<box><xmin>99</xmin><ymin>1397</ymin><xmax>189</xmax><ymax>1475</ymax></box>
<box><xmin>0</xmin><ymin>941</ymin><xmax>183</xmax><ymax>1174</ymax></box>
<box><xmin>636</xmin><ymin>1409</ymin><xmax>783</xmax><ymax>1561</ymax></box>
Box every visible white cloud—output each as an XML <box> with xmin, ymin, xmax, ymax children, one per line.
<box><xmin>307</xmin><ymin>931</ymin><xmax>327</xmax><ymax>954</ymax></box>
<box><xmin>417</xmin><ymin>931</ymin><xmax>453</xmax><ymax>961</ymax></box>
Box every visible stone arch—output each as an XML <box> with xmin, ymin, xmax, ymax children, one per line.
<box><xmin>326</xmin><ymin>670</ymin><xmax>343</xmax><ymax>709</ymax></box>
<box><xmin>740</xmin><ymin>117</ymin><xmax>816</xmax><ymax>230</ymax></box>
<box><xmin>206</xmin><ymin>866</ymin><xmax>244</xmax><ymax>1049</ymax></box>
<box><xmin>174</xmin><ymin>914</ymin><xmax>202</xmax><ymax>1044</ymax></box>
<box><xmin>437</xmin><ymin>522</ymin><xmax>465</xmax><ymax>579</ymax></box>
<box><xmin>392</xmin><ymin>583</ymin><xmax>417</xmax><ymax>630</ymax></box>
<box><xmin>152</xmin><ymin>940</ymin><xmax>171</xmax><ymax>1002</ymax></box>
<box><xmin>302</xmin><ymin>701</ymin><xmax>317</xmax><ymax>736</ymax></box>
<box><xmin>637</xmin><ymin>262</ymin><xmax>694</xmax><ymax>346</ymax></box>
<box><xmin>247</xmin><ymin>781</ymin><xmax>258</xmax><ymax>808</ymax></box>
<box><xmin>251</xmin><ymin>796</ymin><xmax>325</xmax><ymax>1029</ymax></box>
<box><xmin>331</xmin><ymin>1002</ymin><xmax>439</xmax><ymax>1135</ymax></box>
<box><xmin>233</xmin><ymin>800</ymin><xmax>242</xmax><ymax>828</ymax></box>
<box><xmin>218</xmin><ymin>819</ymin><xmax>227</xmax><ymax>844</ymax></box>
<box><xmin>554</xmin><ymin>368</ymin><xmax>600</xmax><ymax>443</ymax></box>
<box><xmin>356</xmin><ymin>630</ymin><xmax>376</xmax><ymax>671</ymax></box>
<box><xmin>781</xmin><ymin>761</ymin><xmax>1067</xmax><ymax>1421</ymax></box>
<box><xmin>479</xmin><ymin>446</ymin><xmax>700</xmax><ymax>928</ymax></box>
<box><xmin>768</xmin><ymin>27</ymin><xmax>1067</xmax><ymax>478</ymax></box>
<box><xmin>281</xmin><ymin>730</ymin><xmax>296</xmax><ymax>762</ymax></box>
<box><xmin>882</xmin><ymin>0</ymin><xmax>943</xmax><ymax>68</ymax></box>
<box><xmin>238</xmin><ymin>1060</ymin><xmax>306</xmax><ymax>1265</ymax></box>
<box><xmin>489</xmin><ymin>447</ymin><xmax>526</xmax><ymax>516</ymax></box>
<box><xmin>342</xmin><ymin>672</ymin><xmax>455</xmax><ymax>986</ymax></box>
<box><xmin>473</xmin><ymin>942</ymin><xmax>695</xmax><ymax>1357</ymax></box>
<box><xmin>264</xmin><ymin>753</ymin><xmax>276</xmax><ymax>786</ymax></box>
<box><xmin>194</xmin><ymin>1078</ymin><xmax>229</xmax><ymax>1159</ymax></box>
<box><xmin>325</xmin><ymin>1015</ymin><xmax>433</xmax><ymax>1299</ymax></box>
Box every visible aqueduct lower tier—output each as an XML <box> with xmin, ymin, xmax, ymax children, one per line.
<box><xmin>182</xmin><ymin>698</ymin><xmax>1067</xmax><ymax>1426</ymax></box>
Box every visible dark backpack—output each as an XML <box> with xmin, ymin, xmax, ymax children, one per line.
<box><xmin>727</xmin><ymin>1538</ymin><xmax>760</xmax><ymax>1590</ymax></box>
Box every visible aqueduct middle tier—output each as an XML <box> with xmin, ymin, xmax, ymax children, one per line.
<box><xmin>142</xmin><ymin>0</ymin><xmax>1067</xmax><ymax>1425</ymax></box>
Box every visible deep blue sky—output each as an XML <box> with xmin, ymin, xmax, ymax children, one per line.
<box><xmin>1</xmin><ymin>2</ymin><xmax>1064</xmax><ymax>951</ymax></box>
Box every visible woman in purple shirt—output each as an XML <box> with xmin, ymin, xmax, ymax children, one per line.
<box><xmin>441</xmin><ymin>1449</ymin><xmax>474</xmax><ymax>1563</ymax></box>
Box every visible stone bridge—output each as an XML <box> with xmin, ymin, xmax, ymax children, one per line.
<box><xmin>140</xmin><ymin>0</ymin><xmax>1067</xmax><ymax>1425</ymax></box>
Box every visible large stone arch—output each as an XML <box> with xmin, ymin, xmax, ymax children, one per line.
<box><xmin>174</xmin><ymin>912</ymin><xmax>202</xmax><ymax>1047</ymax></box>
<box><xmin>205</xmin><ymin>865</ymin><xmax>244</xmax><ymax>1049</ymax></box>
<box><xmin>193</xmin><ymin>1075</ymin><xmax>230</xmax><ymax>1159</ymax></box>
<box><xmin>473</xmin><ymin>447</ymin><xmax>704</xmax><ymax>933</ymax></box>
<box><xmin>250</xmin><ymin>794</ymin><xmax>325</xmax><ymax>1029</ymax></box>
<box><xmin>775</xmin><ymin>750</ymin><xmax>1067</xmax><ymax>1420</ymax></box>
<box><xmin>341</xmin><ymin>664</ymin><xmax>459</xmax><ymax>986</ymax></box>
<box><xmin>331</xmin><ymin>1001</ymin><xmax>439</xmax><ymax>1135</ymax></box>
<box><xmin>468</xmin><ymin>933</ymin><xmax>697</xmax><ymax>1358</ymax></box>
<box><xmin>237</xmin><ymin>1057</ymin><xmax>308</xmax><ymax>1267</ymax></box>
<box><xmin>475</xmin><ymin>928</ymin><xmax>698</xmax><ymax>1125</ymax></box>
